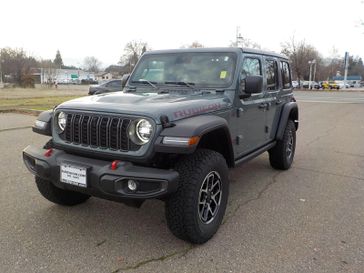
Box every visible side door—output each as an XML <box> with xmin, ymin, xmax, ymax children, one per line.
<box><xmin>235</xmin><ymin>55</ymin><xmax>269</xmax><ymax>156</ymax></box>
<box><xmin>263</xmin><ymin>58</ymin><xmax>280</xmax><ymax>141</ymax></box>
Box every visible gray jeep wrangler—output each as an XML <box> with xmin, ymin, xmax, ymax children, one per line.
<box><xmin>23</xmin><ymin>48</ymin><xmax>298</xmax><ymax>244</ymax></box>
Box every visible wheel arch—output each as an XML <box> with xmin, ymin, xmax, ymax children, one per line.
<box><xmin>155</xmin><ymin>115</ymin><xmax>235</xmax><ymax>167</ymax></box>
<box><xmin>276</xmin><ymin>102</ymin><xmax>299</xmax><ymax>141</ymax></box>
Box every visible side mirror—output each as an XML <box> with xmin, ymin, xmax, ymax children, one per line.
<box><xmin>244</xmin><ymin>75</ymin><xmax>263</xmax><ymax>94</ymax></box>
<box><xmin>121</xmin><ymin>73</ymin><xmax>130</xmax><ymax>89</ymax></box>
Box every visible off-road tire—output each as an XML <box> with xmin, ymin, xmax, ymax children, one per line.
<box><xmin>165</xmin><ymin>149</ymin><xmax>229</xmax><ymax>244</ymax></box>
<box><xmin>269</xmin><ymin>119</ymin><xmax>296</xmax><ymax>170</ymax></box>
<box><xmin>35</xmin><ymin>176</ymin><xmax>90</xmax><ymax>206</ymax></box>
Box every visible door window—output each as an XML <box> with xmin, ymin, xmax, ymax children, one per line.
<box><xmin>265</xmin><ymin>60</ymin><xmax>278</xmax><ymax>91</ymax></box>
<box><xmin>281</xmin><ymin>61</ymin><xmax>292</xmax><ymax>89</ymax></box>
<box><xmin>241</xmin><ymin>57</ymin><xmax>262</xmax><ymax>95</ymax></box>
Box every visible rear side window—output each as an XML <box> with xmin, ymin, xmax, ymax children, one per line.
<box><xmin>281</xmin><ymin>61</ymin><xmax>292</xmax><ymax>89</ymax></box>
<box><xmin>265</xmin><ymin>59</ymin><xmax>278</xmax><ymax>91</ymax></box>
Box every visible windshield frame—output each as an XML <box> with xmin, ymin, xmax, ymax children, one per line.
<box><xmin>129</xmin><ymin>51</ymin><xmax>238</xmax><ymax>90</ymax></box>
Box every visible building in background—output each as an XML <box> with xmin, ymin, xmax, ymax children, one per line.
<box><xmin>95</xmin><ymin>72</ymin><xmax>113</xmax><ymax>82</ymax></box>
<box><xmin>31</xmin><ymin>68</ymin><xmax>96</xmax><ymax>84</ymax></box>
<box><xmin>332</xmin><ymin>75</ymin><xmax>362</xmax><ymax>88</ymax></box>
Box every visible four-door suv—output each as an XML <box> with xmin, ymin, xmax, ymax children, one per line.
<box><xmin>88</xmin><ymin>79</ymin><xmax>122</xmax><ymax>95</ymax></box>
<box><xmin>23</xmin><ymin>48</ymin><xmax>298</xmax><ymax>244</ymax></box>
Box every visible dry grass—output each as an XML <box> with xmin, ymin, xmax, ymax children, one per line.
<box><xmin>0</xmin><ymin>86</ymin><xmax>88</xmax><ymax>111</ymax></box>
<box><xmin>0</xmin><ymin>96</ymin><xmax>83</xmax><ymax>111</ymax></box>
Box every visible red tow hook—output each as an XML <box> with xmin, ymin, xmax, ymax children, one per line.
<box><xmin>44</xmin><ymin>148</ymin><xmax>53</xmax><ymax>157</ymax></box>
<box><xmin>111</xmin><ymin>160</ymin><xmax>121</xmax><ymax>170</ymax></box>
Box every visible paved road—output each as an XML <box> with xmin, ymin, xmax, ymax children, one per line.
<box><xmin>294</xmin><ymin>90</ymin><xmax>364</xmax><ymax>104</ymax></box>
<box><xmin>1</xmin><ymin>93</ymin><xmax>364</xmax><ymax>273</ymax></box>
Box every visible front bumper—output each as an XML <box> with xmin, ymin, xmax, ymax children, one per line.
<box><xmin>22</xmin><ymin>145</ymin><xmax>179</xmax><ymax>203</ymax></box>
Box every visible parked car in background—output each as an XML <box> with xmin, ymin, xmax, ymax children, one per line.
<box><xmin>292</xmin><ymin>81</ymin><xmax>299</xmax><ymax>88</ymax></box>
<box><xmin>335</xmin><ymin>81</ymin><xmax>345</xmax><ymax>89</ymax></box>
<box><xmin>88</xmin><ymin>79</ymin><xmax>122</xmax><ymax>95</ymax></box>
<box><xmin>327</xmin><ymin>81</ymin><xmax>339</xmax><ymax>90</ymax></box>
<box><xmin>302</xmin><ymin>81</ymin><xmax>319</xmax><ymax>89</ymax></box>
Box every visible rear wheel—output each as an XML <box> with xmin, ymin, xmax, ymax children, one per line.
<box><xmin>269</xmin><ymin>120</ymin><xmax>296</xmax><ymax>170</ymax></box>
<box><xmin>35</xmin><ymin>176</ymin><xmax>90</xmax><ymax>206</ymax></box>
<box><xmin>165</xmin><ymin>149</ymin><xmax>229</xmax><ymax>244</ymax></box>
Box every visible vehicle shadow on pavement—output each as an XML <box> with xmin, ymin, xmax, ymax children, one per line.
<box><xmin>21</xmin><ymin>156</ymin><xmax>277</xmax><ymax>271</ymax></box>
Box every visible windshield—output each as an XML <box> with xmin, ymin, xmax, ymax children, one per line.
<box><xmin>130</xmin><ymin>52</ymin><xmax>237</xmax><ymax>89</ymax></box>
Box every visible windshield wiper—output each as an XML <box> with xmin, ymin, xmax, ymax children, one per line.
<box><xmin>164</xmin><ymin>81</ymin><xmax>198</xmax><ymax>91</ymax></box>
<box><xmin>131</xmin><ymin>79</ymin><xmax>159</xmax><ymax>90</ymax></box>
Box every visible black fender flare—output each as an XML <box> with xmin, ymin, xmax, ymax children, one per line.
<box><xmin>154</xmin><ymin>115</ymin><xmax>234</xmax><ymax>166</ymax></box>
<box><xmin>32</xmin><ymin>110</ymin><xmax>53</xmax><ymax>136</ymax></box>
<box><xmin>276</xmin><ymin>102</ymin><xmax>299</xmax><ymax>140</ymax></box>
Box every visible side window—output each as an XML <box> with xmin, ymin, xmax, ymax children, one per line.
<box><xmin>265</xmin><ymin>60</ymin><xmax>278</xmax><ymax>91</ymax></box>
<box><xmin>240</xmin><ymin>57</ymin><xmax>262</xmax><ymax>95</ymax></box>
<box><xmin>281</xmin><ymin>61</ymin><xmax>292</xmax><ymax>89</ymax></box>
<box><xmin>241</xmin><ymin>57</ymin><xmax>261</xmax><ymax>79</ymax></box>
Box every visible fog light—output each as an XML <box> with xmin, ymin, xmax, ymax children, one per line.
<box><xmin>127</xmin><ymin>180</ymin><xmax>137</xmax><ymax>191</ymax></box>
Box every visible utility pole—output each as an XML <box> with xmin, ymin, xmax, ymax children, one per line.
<box><xmin>308</xmin><ymin>59</ymin><xmax>316</xmax><ymax>89</ymax></box>
<box><xmin>0</xmin><ymin>58</ymin><xmax>3</xmax><ymax>87</ymax></box>
<box><xmin>236</xmin><ymin>26</ymin><xmax>243</xmax><ymax>47</ymax></box>
<box><xmin>344</xmin><ymin>52</ymin><xmax>349</xmax><ymax>89</ymax></box>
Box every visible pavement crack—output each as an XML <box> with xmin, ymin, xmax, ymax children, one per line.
<box><xmin>112</xmin><ymin>245</ymin><xmax>194</xmax><ymax>272</ymax></box>
<box><xmin>222</xmin><ymin>172</ymin><xmax>281</xmax><ymax>225</ymax></box>
<box><xmin>0</xmin><ymin>126</ymin><xmax>32</xmax><ymax>133</ymax></box>
<box><xmin>292</xmin><ymin>166</ymin><xmax>364</xmax><ymax>181</ymax></box>
<box><xmin>305</xmin><ymin>126</ymin><xmax>336</xmax><ymax>146</ymax></box>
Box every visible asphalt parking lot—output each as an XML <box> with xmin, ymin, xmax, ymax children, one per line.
<box><xmin>1</xmin><ymin>91</ymin><xmax>364</xmax><ymax>273</ymax></box>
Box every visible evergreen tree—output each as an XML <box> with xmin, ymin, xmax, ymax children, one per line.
<box><xmin>54</xmin><ymin>50</ymin><xmax>63</xmax><ymax>68</ymax></box>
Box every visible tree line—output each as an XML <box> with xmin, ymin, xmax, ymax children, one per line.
<box><xmin>1</xmin><ymin>37</ymin><xmax>363</xmax><ymax>87</ymax></box>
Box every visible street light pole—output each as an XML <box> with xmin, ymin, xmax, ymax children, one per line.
<box><xmin>308</xmin><ymin>59</ymin><xmax>316</xmax><ymax>90</ymax></box>
<box><xmin>0</xmin><ymin>59</ymin><xmax>3</xmax><ymax>86</ymax></box>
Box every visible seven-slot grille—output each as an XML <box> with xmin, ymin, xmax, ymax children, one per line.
<box><xmin>63</xmin><ymin>113</ymin><xmax>140</xmax><ymax>151</ymax></box>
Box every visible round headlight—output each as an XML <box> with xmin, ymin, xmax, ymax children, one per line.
<box><xmin>135</xmin><ymin>119</ymin><xmax>153</xmax><ymax>144</ymax></box>
<box><xmin>57</xmin><ymin>112</ymin><xmax>66</xmax><ymax>132</ymax></box>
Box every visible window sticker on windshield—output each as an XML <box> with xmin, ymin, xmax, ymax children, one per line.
<box><xmin>220</xmin><ymin>71</ymin><xmax>227</xmax><ymax>79</ymax></box>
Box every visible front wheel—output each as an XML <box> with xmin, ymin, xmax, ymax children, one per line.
<box><xmin>165</xmin><ymin>149</ymin><xmax>229</xmax><ymax>244</ymax></box>
<box><xmin>269</xmin><ymin>120</ymin><xmax>296</xmax><ymax>170</ymax></box>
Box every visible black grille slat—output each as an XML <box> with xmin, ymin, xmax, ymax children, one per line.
<box><xmin>120</xmin><ymin>119</ymin><xmax>130</xmax><ymax>151</ymax></box>
<box><xmin>99</xmin><ymin>117</ymin><xmax>109</xmax><ymax>148</ymax></box>
<box><xmin>65</xmin><ymin>114</ymin><xmax>73</xmax><ymax>141</ymax></box>
<box><xmin>61</xmin><ymin>112</ymin><xmax>140</xmax><ymax>152</ymax></box>
<box><xmin>110</xmin><ymin>118</ymin><xmax>120</xmax><ymax>150</ymax></box>
<box><xmin>73</xmin><ymin>115</ymin><xmax>81</xmax><ymax>143</ymax></box>
<box><xmin>81</xmin><ymin>116</ymin><xmax>90</xmax><ymax>145</ymax></box>
<box><xmin>90</xmin><ymin>117</ymin><xmax>99</xmax><ymax>146</ymax></box>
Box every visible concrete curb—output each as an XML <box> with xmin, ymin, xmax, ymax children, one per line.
<box><xmin>0</xmin><ymin>108</ymin><xmax>43</xmax><ymax>116</ymax></box>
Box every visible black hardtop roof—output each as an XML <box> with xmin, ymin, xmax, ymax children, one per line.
<box><xmin>144</xmin><ymin>47</ymin><xmax>288</xmax><ymax>60</ymax></box>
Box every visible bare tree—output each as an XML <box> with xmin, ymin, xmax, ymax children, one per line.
<box><xmin>180</xmin><ymin>41</ymin><xmax>204</xmax><ymax>48</ymax></box>
<box><xmin>83</xmin><ymin>56</ymin><xmax>101</xmax><ymax>73</ymax></box>
<box><xmin>230</xmin><ymin>37</ymin><xmax>261</xmax><ymax>49</ymax></box>
<box><xmin>0</xmin><ymin>47</ymin><xmax>37</xmax><ymax>87</ymax></box>
<box><xmin>281</xmin><ymin>36</ymin><xmax>320</xmax><ymax>82</ymax></box>
<box><xmin>39</xmin><ymin>59</ymin><xmax>57</xmax><ymax>85</ymax></box>
<box><xmin>119</xmin><ymin>40</ymin><xmax>149</xmax><ymax>72</ymax></box>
